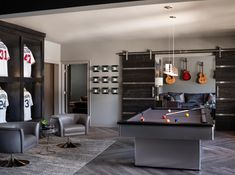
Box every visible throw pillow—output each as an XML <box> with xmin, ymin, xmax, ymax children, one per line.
<box><xmin>168</xmin><ymin>92</ymin><xmax>185</xmax><ymax>103</ymax></box>
<box><xmin>185</xmin><ymin>93</ymin><xmax>204</xmax><ymax>105</ymax></box>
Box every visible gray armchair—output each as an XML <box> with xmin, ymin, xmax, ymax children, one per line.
<box><xmin>0</xmin><ymin>122</ymin><xmax>39</xmax><ymax>167</ymax></box>
<box><xmin>52</xmin><ymin>113</ymin><xmax>90</xmax><ymax>148</ymax></box>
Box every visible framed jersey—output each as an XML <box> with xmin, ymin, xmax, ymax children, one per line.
<box><xmin>0</xmin><ymin>88</ymin><xmax>9</xmax><ymax>123</ymax></box>
<box><xmin>24</xmin><ymin>88</ymin><xmax>33</xmax><ymax>121</ymax></box>
<box><xmin>0</xmin><ymin>41</ymin><xmax>10</xmax><ymax>77</ymax></box>
<box><xmin>24</xmin><ymin>45</ymin><xmax>35</xmax><ymax>77</ymax></box>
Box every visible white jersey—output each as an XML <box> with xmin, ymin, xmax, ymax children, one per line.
<box><xmin>0</xmin><ymin>41</ymin><xmax>10</xmax><ymax>77</ymax></box>
<box><xmin>24</xmin><ymin>45</ymin><xmax>35</xmax><ymax>77</ymax></box>
<box><xmin>0</xmin><ymin>89</ymin><xmax>9</xmax><ymax>123</ymax></box>
<box><xmin>24</xmin><ymin>89</ymin><xmax>33</xmax><ymax>121</ymax></box>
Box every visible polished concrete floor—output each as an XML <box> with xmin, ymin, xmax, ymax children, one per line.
<box><xmin>76</xmin><ymin>128</ymin><xmax>235</xmax><ymax>175</ymax></box>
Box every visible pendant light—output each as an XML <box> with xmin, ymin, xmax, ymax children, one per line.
<box><xmin>163</xmin><ymin>6</ymin><xmax>178</xmax><ymax>77</ymax></box>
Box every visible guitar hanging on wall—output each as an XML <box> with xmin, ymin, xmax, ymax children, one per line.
<box><xmin>165</xmin><ymin>63</ymin><xmax>176</xmax><ymax>85</ymax></box>
<box><xmin>182</xmin><ymin>58</ymin><xmax>191</xmax><ymax>81</ymax></box>
<box><xmin>197</xmin><ymin>62</ymin><xmax>207</xmax><ymax>84</ymax></box>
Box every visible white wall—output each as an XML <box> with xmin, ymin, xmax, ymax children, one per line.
<box><xmin>44</xmin><ymin>40</ymin><xmax>62</xmax><ymax>114</ymax></box>
<box><xmin>61</xmin><ymin>35</ymin><xmax>235</xmax><ymax>127</ymax></box>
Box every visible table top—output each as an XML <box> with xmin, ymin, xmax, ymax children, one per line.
<box><xmin>41</xmin><ymin>127</ymin><xmax>58</xmax><ymax>134</ymax></box>
<box><xmin>118</xmin><ymin>108</ymin><xmax>214</xmax><ymax>127</ymax></box>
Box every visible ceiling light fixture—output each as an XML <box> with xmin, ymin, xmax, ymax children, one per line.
<box><xmin>163</xmin><ymin>6</ymin><xmax>178</xmax><ymax>77</ymax></box>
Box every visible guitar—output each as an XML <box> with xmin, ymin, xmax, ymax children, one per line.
<box><xmin>197</xmin><ymin>62</ymin><xmax>207</xmax><ymax>84</ymax></box>
<box><xmin>182</xmin><ymin>58</ymin><xmax>191</xmax><ymax>81</ymax></box>
<box><xmin>165</xmin><ymin>75</ymin><xmax>176</xmax><ymax>84</ymax></box>
<box><xmin>165</xmin><ymin>63</ymin><xmax>176</xmax><ymax>84</ymax></box>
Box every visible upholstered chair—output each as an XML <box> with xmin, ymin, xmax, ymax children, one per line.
<box><xmin>52</xmin><ymin>113</ymin><xmax>90</xmax><ymax>148</ymax></box>
<box><xmin>0</xmin><ymin>122</ymin><xmax>39</xmax><ymax>167</ymax></box>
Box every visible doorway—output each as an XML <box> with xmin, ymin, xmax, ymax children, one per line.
<box><xmin>44</xmin><ymin>63</ymin><xmax>54</xmax><ymax>119</ymax></box>
<box><xmin>64</xmin><ymin>62</ymin><xmax>89</xmax><ymax>115</ymax></box>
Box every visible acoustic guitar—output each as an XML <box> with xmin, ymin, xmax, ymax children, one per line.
<box><xmin>165</xmin><ymin>63</ymin><xmax>176</xmax><ymax>84</ymax></box>
<box><xmin>182</xmin><ymin>58</ymin><xmax>191</xmax><ymax>81</ymax></box>
<box><xmin>165</xmin><ymin>75</ymin><xmax>176</xmax><ymax>84</ymax></box>
<box><xmin>197</xmin><ymin>62</ymin><xmax>207</xmax><ymax>84</ymax></box>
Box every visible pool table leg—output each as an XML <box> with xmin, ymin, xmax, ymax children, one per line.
<box><xmin>135</xmin><ymin>138</ymin><xmax>201</xmax><ymax>170</ymax></box>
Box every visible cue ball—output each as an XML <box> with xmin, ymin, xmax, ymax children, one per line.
<box><xmin>185</xmin><ymin>113</ymin><xmax>189</xmax><ymax>117</ymax></box>
<box><xmin>168</xmin><ymin>109</ymin><xmax>171</xmax><ymax>113</ymax></box>
<box><xmin>166</xmin><ymin>119</ymin><xmax>170</xmax><ymax>123</ymax></box>
<box><xmin>140</xmin><ymin>116</ymin><xmax>145</xmax><ymax>122</ymax></box>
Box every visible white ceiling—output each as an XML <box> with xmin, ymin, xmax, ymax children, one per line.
<box><xmin>2</xmin><ymin>0</ymin><xmax>235</xmax><ymax>44</ymax></box>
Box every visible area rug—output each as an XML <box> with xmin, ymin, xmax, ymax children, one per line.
<box><xmin>0</xmin><ymin>136</ymin><xmax>115</xmax><ymax>175</ymax></box>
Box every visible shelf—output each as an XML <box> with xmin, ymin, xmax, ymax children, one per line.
<box><xmin>122</xmin><ymin>67</ymin><xmax>155</xmax><ymax>70</ymax></box>
<box><xmin>0</xmin><ymin>77</ymin><xmax>20</xmax><ymax>83</ymax></box>
<box><xmin>122</xmin><ymin>82</ymin><xmax>154</xmax><ymax>85</ymax></box>
<box><xmin>22</xmin><ymin>77</ymin><xmax>43</xmax><ymax>83</ymax></box>
<box><xmin>217</xmin><ymin>98</ymin><xmax>235</xmax><ymax>101</ymax></box>
<box><xmin>216</xmin><ymin>81</ymin><xmax>235</xmax><ymax>84</ymax></box>
<box><xmin>123</xmin><ymin>97</ymin><xmax>155</xmax><ymax>100</ymax></box>
<box><xmin>216</xmin><ymin>65</ymin><xmax>235</xmax><ymax>68</ymax></box>
<box><xmin>122</xmin><ymin>112</ymin><xmax>137</xmax><ymax>115</ymax></box>
<box><xmin>216</xmin><ymin>114</ymin><xmax>235</xmax><ymax>116</ymax></box>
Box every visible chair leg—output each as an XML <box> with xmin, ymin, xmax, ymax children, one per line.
<box><xmin>0</xmin><ymin>154</ymin><xmax>30</xmax><ymax>167</ymax></box>
<box><xmin>57</xmin><ymin>137</ymin><xmax>81</xmax><ymax>148</ymax></box>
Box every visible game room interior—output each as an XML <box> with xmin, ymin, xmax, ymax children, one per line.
<box><xmin>0</xmin><ymin>0</ymin><xmax>235</xmax><ymax>174</ymax></box>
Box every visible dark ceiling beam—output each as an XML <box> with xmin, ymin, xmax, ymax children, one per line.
<box><xmin>0</xmin><ymin>0</ymin><xmax>141</xmax><ymax>15</ymax></box>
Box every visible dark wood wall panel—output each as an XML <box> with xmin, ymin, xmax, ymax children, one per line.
<box><xmin>217</xmin><ymin>84</ymin><xmax>235</xmax><ymax>98</ymax></box>
<box><xmin>122</xmin><ymin>54</ymin><xmax>154</xmax><ymax>68</ymax></box>
<box><xmin>122</xmin><ymin>84</ymin><xmax>154</xmax><ymax>98</ymax></box>
<box><xmin>122</xmin><ymin>69</ymin><xmax>154</xmax><ymax>82</ymax></box>
<box><xmin>122</xmin><ymin>100</ymin><xmax>154</xmax><ymax>112</ymax></box>
<box><xmin>216</xmin><ymin>68</ymin><xmax>235</xmax><ymax>81</ymax></box>
<box><xmin>216</xmin><ymin>101</ymin><xmax>235</xmax><ymax>114</ymax></box>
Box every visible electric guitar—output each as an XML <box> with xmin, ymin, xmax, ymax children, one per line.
<box><xmin>182</xmin><ymin>58</ymin><xmax>191</xmax><ymax>81</ymax></box>
<box><xmin>197</xmin><ymin>62</ymin><xmax>207</xmax><ymax>84</ymax></box>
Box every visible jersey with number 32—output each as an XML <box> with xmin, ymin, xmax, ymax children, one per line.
<box><xmin>24</xmin><ymin>90</ymin><xmax>33</xmax><ymax>121</ymax></box>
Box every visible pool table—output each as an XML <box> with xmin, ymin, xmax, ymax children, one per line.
<box><xmin>118</xmin><ymin>108</ymin><xmax>214</xmax><ymax>170</ymax></box>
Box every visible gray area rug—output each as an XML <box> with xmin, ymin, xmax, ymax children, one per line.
<box><xmin>0</xmin><ymin>136</ymin><xmax>115</xmax><ymax>175</ymax></box>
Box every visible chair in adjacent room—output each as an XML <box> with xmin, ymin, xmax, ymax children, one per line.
<box><xmin>52</xmin><ymin>113</ymin><xmax>90</xmax><ymax>148</ymax></box>
<box><xmin>0</xmin><ymin>121</ymin><xmax>39</xmax><ymax>167</ymax></box>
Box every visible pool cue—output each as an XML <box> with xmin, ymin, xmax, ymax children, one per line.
<box><xmin>165</xmin><ymin>107</ymin><xmax>203</xmax><ymax>116</ymax></box>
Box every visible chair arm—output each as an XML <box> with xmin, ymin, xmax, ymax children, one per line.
<box><xmin>52</xmin><ymin>115</ymin><xmax>74</xmax><ymax>137</ymax></box>
<box><xmin>19</xmin><ymin>122</ymin><xmax>39</xmax><ymax>141</ymax></box>
<box><xmin>76</xmin><ymin>114</ymin><xmax>90</xmax><ymax>135</ymax></box>
<box><xmin>0</xmin><ymin>128</ymin><xmax>24</xmax><ymax>153</ymax></box>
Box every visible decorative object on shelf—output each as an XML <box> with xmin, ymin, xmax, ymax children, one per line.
<box><xmin>111</xmin><ymin>88</ymin><xmax>118</xmax><ymax>94</ymax></box>
<box><xmin>101</xmin><ymin>87</ymin><xmax>109</xmax><ymax>94</ymax></box>
<box><xmin>102</xmin><ymin>76</ymin><xmax>109</xmax><ymax>83</ymax></box>
<box><xmin>181</xmin><ymin>58</ymin><xmax>191</xmax><ymax>81</ymax></box>
<box><xmin>92</xmin><ymin>65</ymin><xmax>100</xmax><ymax>72</ymax></box>
<box><xmin>111</xmin><ymin>76</ymin><xmax>118</xmax><ymax>83</ymax></box>
<box><xmin>111</xmin><ymin>65</ymin><xmax>118</xmax><ymax>72</ymax></box>
<box><xmin>92</xmin><ymin>76</ymin><xmax>100</xmax><ymax>83</ymax></box>
<box><xmin>197</xmin><ymin>62</ymin><xmax>207</xmax><ymax>84</ymax></box>
<box><xmin>92</xmin><ymin>87</ymin><xmax>100</xmax><ymax>94</ymax></box>
<box><xmin>101</xmin><ymin>65</ymin><xmax>109</xmax><ymax>72</ymax></box>
<box><xmin>163</xmin><ymin>6</ymin><xmax>178</xmax><ymax>77</ymax></box>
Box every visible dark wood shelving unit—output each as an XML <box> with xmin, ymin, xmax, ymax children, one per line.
<box><xmin>121</xmin><ymin>53</ymin><xmax>155</xmax><ymax>120</ymax></box>
<box><xmin>0</xmin><ymin>20</ymin><xmax>45</xmax><ymax>122</ymax></box>
<box><xmin>215</xmin><ymin>51</ymin><xmax>235</xmax><ymax>130</ymax></box>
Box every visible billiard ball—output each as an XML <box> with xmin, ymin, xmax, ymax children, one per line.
<box><xmin>162</xmin><ymin>115</ymin><xmax>167</xmax><ymax>119</ymax></box>
<box><xmin>140</xmin><ymin>116</ymin><xmax>145</xmax><ymax>122</ymax></box>
<box><xmin>168</xmin><ymin>109</ymin><xmax>171</xmax><ymax>113</ymax></box>
<box><xmin>175</xmin><ymin>119</ymin><xmax>178</xmax><ymax>123</ymax></box>
<box><xmin>185</xmin><ymin>113</ymin><xmax>190</xmax><ymax>117</ymax></box>
<box><xmin>166</xmin><ymin>119</ymin><xmax>170</xmax><ymax>123</ymax></box>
